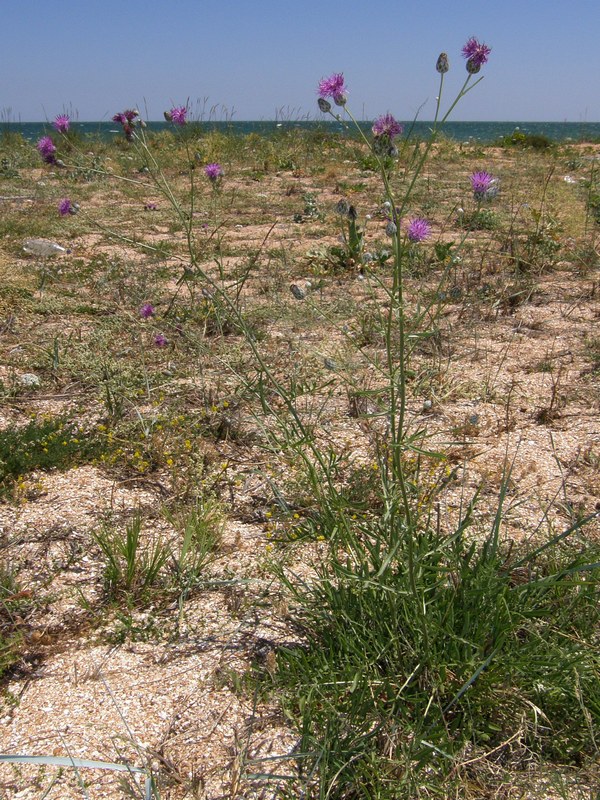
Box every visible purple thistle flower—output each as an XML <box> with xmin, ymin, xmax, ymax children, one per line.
<box><xmin>169</xmin><ymin>106</ymin><xmax>188</xmax><ymax>126</ymax></box>
<box><xmin>58</xmin><ymin>198</ymin><xmax>74</xmax><ymax>216</ymax></box>
<box><xmin>407</xmin><ymin>218</ymin><xmax>431</xmax><ymax>243</ymax></box>
<box><xmin>140</xmin><ymin>303</ymin><xmax>155</xmax><ymax>318</ymax></box>
<box><xmin>36</xmin><ymin>136</ymin><xmax>57</xmax><ymax>164</ymax></box>
<box><xmin>461</xmin><ymin>37</ymin><xmax>491</xmax><ymax>70</ymax></box>
<box><xmin>154</xmin><ymin>333</ymin><xmax>168</xmax><ymax>347</ymax></box>
<box><xmin>318</xmin><ymin>73</ymin><xmax>348</xmax><ymax>106</ymax></box>
<box><xmin>112</xmin><ymin>109</ymin><xmax>139</xmax><ymax>140</ymax></box>
<box><xmin>204</xmin><ymin>163</ymin><xmax>223</xmax><ymax>182</ymax></box>
<box><xmin>53</xmin><ymin>114</ymin><xmax>70</xmax><ymax>134</ymax></box>
<box><xmin>470</xmin><ymin>171</ymin><xmax>494</xmax><ymax>199</ymax></box>
<box><xmin>372</xmin><ymin>113</ymin><xmax>403</xmax><ymax>140</ymax></box>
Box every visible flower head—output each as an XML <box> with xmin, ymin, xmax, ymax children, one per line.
<box><xmin>462</xmin><ymin>37</ymin><xmax>491</xmax><ymax>72</ymax></box>
<box><xmin>154</xmin><ymin>333</ymin><xmax>168</xmax><ymax>347</ymax></box>
<box><xmin>36</xmin><ymin>136</ymin><xmax>56</xmax><ymax>164</ymax></box>
<box><xmin>112</xmin><ymin>109</ymin><xmax>140</xmax><ymax>140</ymax></box>
<box><xmin>407</xmin><ymin>218</ymin><xmax>431</xmax><ymax>243</ymax></box>
<box><xmin>335</xmin><ymin>199</ymin><xmax>350</xmax><ymax>217</ymax></box>
<box><xmin>53</xmin><ymin>114</ymin><xmax>70</xmax><ymax>134</ymax></box>
<box><xmin>58</xmin><ymin>198</ymin><xmax>77</xmax><ymax>216</ymax></box>
<box><xmin>169</xmin><ymin>106</ymin><xmax>188</xmax><ymax>126</ymax></box>
<box><xmin>318</xmin><ymin>73</ymin><xmax>347</xmax><ymax>106</ymax></box>
<box><xmin>436</xmin><ymin>53</ymin><xmax>449</xmax><ymax>74</ymax></box>
<box><xmin>372</xmin><ymin>113</ymin><xmax>403</xmax><ymax>140</ymax></box>
<box><xmin>204</xmin><ymin>163</ymin><xmax>223</xmax><ymax>182</ymax></box>
<box><xmin>470</xmin><ymin>171</ymin><xmax>496</xmax><ymax>200</ymax></box>
<box><xmin>140</xmin><ymin>303</ymin><xmax>155</xmax><ymax>318</ymax></box>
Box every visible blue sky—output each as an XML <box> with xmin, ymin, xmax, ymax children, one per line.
<box><xmin>2</xmin><ymin>0</ymin><xmax>598</xmax><ymax>122</ymax></box>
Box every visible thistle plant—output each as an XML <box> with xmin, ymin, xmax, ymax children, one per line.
<box><xmin>30</xmin><ymin>38</ymin><xmax>600</xmax><ymax>798</ymax></box>
<box><xmin>316</xmin><ymin>40</ymin><xmax>492</xmax><ymax>530</ymax></box>
<box><xmin>267</xmin><ymin>39</ymin><xmax>598</xmax><ymax>799</ymax></box>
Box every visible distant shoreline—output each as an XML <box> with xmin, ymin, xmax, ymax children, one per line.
<box><xmin>3</xmin><ymin>120</ymin><xmax>600</xmax><ymax>144</ymax></box>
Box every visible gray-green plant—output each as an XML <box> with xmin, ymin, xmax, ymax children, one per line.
<box><xmin>93</xmin><ymin>512</ymin><xmax>170</xmax><ymax>601</ymax></box>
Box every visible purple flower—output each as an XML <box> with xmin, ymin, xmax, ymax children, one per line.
<box><xmin>53</xmin><ymin>114</ymin><xmax>70</xmax><ymax>134</ymax></box>
<box><xmin>58</xmin><ymin>198</ymin><xmax>75</xmax><ymax>216</ymax></box>
<box><xmin>169</xmin><ymin>106</ymin><xmax>188</xmax><ymax>126</ymax></box>
<box><xmin>154</xmin><ymin>333</ymin><xmax>168</xmax><ymax>347</ymax></box>
<box><xmin>112</xmin><ymin>109</ymin><xmax>140</xmax><ymax>140</ymax></box>
<box><xmin>372</xmin><ymin>113</ymin><xmax>403</xmax><ymax>140</ymax></box>
<box><xmin>462</xmin><ymin>37</ymin><xmax>491</xmax><ymax>72</ymax></box>
<box><xmin>140</xmin><ymin>303</ymin><xmax>155</xmax><ymax>318</ymax></box>
<box><xmin>204</xmin><ymin>163</ymin><xmax>223</xmax><ymax>182</ymax></box>
<box><xmin>407</xmin><ymin>218</ymin><xmax>431</xmax><ymax>243</ymax></box>
<box><xmin>318</xmin><ymin>73</ymin><xmax>348</xmax><ymax>106</ymax></box>
<box><xmin>36</xmin><ymin>136</ymin><xmax>57</xmax><ymax>164</ymax></box>
<box><xmin>470</xmin><ymin>171</ymin><xmax>494</xmax><ymax>199</ymax></box>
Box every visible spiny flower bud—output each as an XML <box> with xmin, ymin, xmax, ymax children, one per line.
<box><xmin>335</xmin><ymin>199</ymin><xmax>350</xmax><ymax>216</ymax></box>
<box><xmin>436</xmin><ymin>53</ymin><xmax>449</xmax><ymax>74</ymax></box>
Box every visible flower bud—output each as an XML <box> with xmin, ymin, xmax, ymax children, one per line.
<box><xmin>385</xmin><ymin>221</ymin><xmax>397</xmax><ymax>237</ymax></box>
<box><xmin>436</xmin><ymin>53</ymin><xmax>449</xmax><ymax>74</ymax></box>
<box><xmin>335</xmin><ymin>199</ymin><xmax>350</xmax><ymax>216</ymax></box>
<box><xmin>290</xmin><ymin>284</ymin><xmax>306</xmax><ymax>300</ymax></box>
<box><xmin>318</xmin><ymin>97</ymin><xmax>332</xmax><ymax>113</ymax></box>
<box><xmin>466</xmin><ymin>58</ymin><xmax>481</xmax><ymax>74</ymax></box>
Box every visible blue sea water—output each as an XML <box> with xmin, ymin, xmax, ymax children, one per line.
<box><xmin>3</xmin><ymin>120</ymin><xmax>600</xmax><ymax>144</ymax></box>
